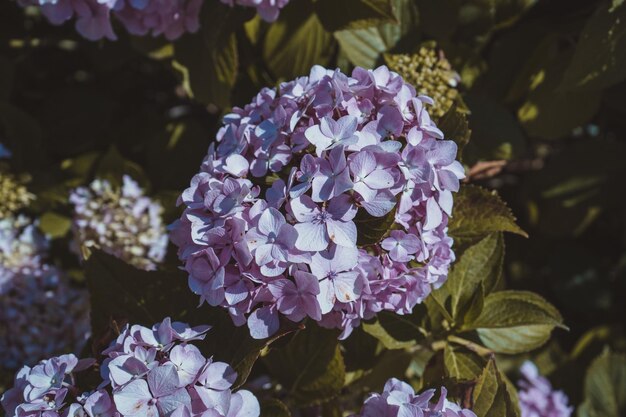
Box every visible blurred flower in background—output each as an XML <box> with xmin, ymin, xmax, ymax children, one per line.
<box><xmin>0</xmin><ymin>171</ymin><xmax>34</xmax><ymax>220</ymax></box>
<box><xmin>0</xmin><ymin>215</ymin><xmax>90</xmax><ymax>370</ymax></box>
<box><xmin>70</xmin><ymin>175</ymin><xmax>168</xmax><ymax>271</ymax></box>
<box><xmin>517</xmin><ymin>361</ymin><xmax>573</xmax><ymax>417</ymax></box>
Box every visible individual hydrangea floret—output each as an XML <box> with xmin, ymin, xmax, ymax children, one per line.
<box><xmin>385</xmin><ymin>45</ymin><xmax>461</xmax><ymax>119</ymax></box>
<box><xmin>219</xmin><ymin>0</ymin><xmax>290</xmax><ymax>21</ymax></box>
<box><xmin>352</xmin><ymin>378</ymin><xmax>476</xmax><ymax>417</ymax></box>
<box><xmin>0</xmin><ymin>215</ymin><xmax>90</xmax><ymax>370</ymax></box>
<box><xmin>0</xmin><ymin>170</ymin><xmax>34</xmax><ymax>218</ymax></box>
<box><xmin>171</xmin><ymin>65</ymin><xmax>464</xmax><ymax>339</ymax></box>
<box><xmin>517</xmin><ymin>361</ymin><xmax>573</xmax><ymax>417</ymax></box>
<box><xmin>1</xmin><ymin>318</ymin><xmax>261</xmax><ymax>417</ymax></box>
<box><xmin>70</xmin><ymin>175</ymin><xmax>168</xmax><ymax>271</ymax></box>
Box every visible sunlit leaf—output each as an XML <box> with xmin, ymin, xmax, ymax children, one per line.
<box><xmin>467</xmin><ymin>290</ymin><xmax>565</xmax><ymax>354</ymax></box>
<box><xmin>263</xmin><ymin>0</ymin><xmax>335</xmax><ymax>80</ymax></box>
<box><xmin>449</xmin><ymin>185</ymin><xmax>527</xmax><ymax>249</ymax></box>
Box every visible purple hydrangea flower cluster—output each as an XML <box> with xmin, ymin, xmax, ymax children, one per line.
<box><xmin>1</xmin><ymin>318</ymin><xmax>261</xmax><ymax>417</ymax></box>
<box><xmin>219</xmin><ymin>0</ymin><xmax>289</xmax><ymax>22</ymax></box>
<box><xmin>18</xmin><ymin>0</ymin><xmax>202</xmax><ymax>41</ymax></box>
<box><xmin>0</xmin><ymin>215</ymin><xmax>90</xmax><ymax>370</ymax></box>
<box><xmin>352</xmin><ymin>378</ymin><xmax>476</xmax><ymax>417</ymax></box>
<box><xmin>517</xmin><ymin>362</ymin><xmax>573</xmax><ymax>417</ymax></box>
<box><xmin>171</xmin><ymin>65</ymin><xmax>464</xmax><ymax>339</ymax></box>
<box><xmin>70</xmin><ymin>175</ymin><xmax>168</xmax><ymax>271</ymax></box>
<box><xmin>18</xmin><ymin>0</ymin><xmax>289</xmax><ymax>41</ymax></box>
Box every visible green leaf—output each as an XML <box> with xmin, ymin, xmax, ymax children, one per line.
<box><xmin>334</xmin><ymin>0</ymin><xmax>418</xmax><ymax>68</ymax></box>
<box><xmin>263</xmin><ymin>0</ymin><xmax>335</xmax><ymax>80</ymax></box>
<box><xmin>261</xmin><ymin>399</ymin><xmax>292</xmax><ymax>417</ymax></box>
<box><xmin>449</xmin><ymin>185</ymin><xmax>527</xmax><ymax>249</ymax></box>
<box><xmin>264</xmin><ymin>324</ymin><xmax>345</xmax><ymax>406</ymax></box>
<box><xmin>85</xmin><ymin>251</ymin><xmax>281</xmax><ymax>387</ymax></box>
<box><xmin>513</xmin><ymin>35</ymin><xmax>601</xmax><ymax>139</ymax></box>
<box><xmin>315</xmin><ymin>0</ymin><xmax>397</xmax><ymax>32</ymax></box>
<box><xmin>560</xmin><ymin>2</ymin><xmax>626</xmax><ymax>91</ymax></box>
<box><xmin>415</xmin><ymin>0</ymin><xmax>460</xmax><ymax>40</ymax></box>
<box><xmin>468</xmin><ymin>290</ymin><xmax>565</xmax><ymax>354</ymax></box>
<box><xmin>346</xmin><ymin>349</ymin><xmax>413</xmax><ymax>393</ymax></box>
<box><xmin>472</xmin><ymin>359</ymin><xmax>521</xmax><ymax>417</ymax></box>
<box><xmin>443</xmin><ymin>344</ymin><xmax>485</xmax><ymax>381</ymax></box>
<box><xmin>578</xmin><ymin>350</ymin><xmax>626</xmax><ymax>417</ymax></box>
<box><xmin>362</xmin><ymin>309</ymin><xmax>425</xmax><ymax>349</ymax></box>
<box><xmin>432</xmin><ymin>233</ymin><xmax>504</xmax><ymax>323</ymax></box>
<box><xmin>39</xmin><ymin>212</ymin><xmax>72</xmax><ymax>239</ymax></box>
<box><xmin>464</xmin><ymin>94</ymin><xmax>526</xmax><ymax>163</ymax></box>
<box><xmin>173</xmin><ymin>3</ymin><xmax>243</xmax><ymax>108</ymax></box>
<box><xmin>354</xmin><ymin>205</ymin><xmax>397</xmax><ymax>246</ymax></box>
<box><xmin>95</xmin><ymin>146</ymin><xmax>149</xmax><ymax>187</ymax></box>
<box><xmin>0</xmin><ymin>102</ymin><xmax>45</xmax><ymax>171</ymax></box>
<box><xmin>437</xmin><ymin>100</ymin><xmax>471</xmax><ymax>161</ymax></box>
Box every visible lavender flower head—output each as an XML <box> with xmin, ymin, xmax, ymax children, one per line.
<box><xmin>18</xmin><ymin>0</ymin><xmax>202</xmax><ymax>41</ymax></box>
<box><xmin>352</xmin><ymin>378</ymin><xmax>476</xmax><ymax>417</ymax></box>
<box><xmin>18</xmin><ymin>0</ymin><xmax>289</xmax><ymax>41</ymax></box>
<box><xmin>219</xmin><ymin>0</ymin><xmax>290</xmax><ymax>21</ymax></box>
<box><xmin>517</xmin><ymin>361</ymin><xmax>573</xmax><ymax>417</ymax></box>
<box><xmin>70</xmin><ymin>175</ymin><xmax>168</xmax><ymax>271</ymax></box>
<box><xmin>0</xmin><ymin>215</ymin><xmax>90</xmax><ymax>370</ymax></box>
<box><xmin>171</xmin><ymin>65</ymin><xmax>464</xmax><ymax>339</ymax></box>
<box><xmin>1</xmin><ymin>318</ymin><xmax>261</xmax><ymax>417</ymax></box>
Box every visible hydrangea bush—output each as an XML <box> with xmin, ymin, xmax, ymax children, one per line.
<box><xmin>18</xmin><ymin>0</ymin><xmax>288</xmax><ymax>41</ymax></box>
<box><xmin>1</xmin><ymin>318</ymin><xmax>260</xmax><ymax>417</ymax></box>
<box><xmin>0</xmin><ymin>215</ymin><xmax>90</xmax><ymax>370</ymax></box>
<box><xmin>517</xmin><ymin>362</ymin><xmax>573</xmax><ymax>417</ymax></box>
<box><xmin>171</xmin><ymin>64</ymin><xmax>464</xmax><ymax>339</ymax></box>
<box><xmin>352</xmin><ymin>378</ymin><xmax>476</xmax><ymax>417</ymax></box>
<box><xmin>70</xmin><ymin>175</ymin><xmax>168</xmax><ymax>271</ymax></box>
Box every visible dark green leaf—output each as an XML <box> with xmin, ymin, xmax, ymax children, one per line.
<box><xmin>261</xmin><ymin>399</ymin><xmax>291</xmax><ymax>417</ymax></box>
<box><xmin>449</xmin><ymin>185</ymin><xmax>527</xmax><ymax>249</ymax></box>
<box><xmin>95</xmin><ymin>146</ymin><xmax>149</xmax><ymax>187</ymax></box>
<box><xmin>354</xmin><ymin>205</ymin><xmax>397</xmax><ymax>246</ymax></box>
<box><xmin>443</xmin><ymin>344</ymin><xmax>485</xmax><ymax>381</ymax></box>
<box><xmin>432</xmin><ymin>233</ymin><xmax>503</xmax><ymax>323</ymax></box>
<box><xmin>464</xmin><ymin>94</ymin><xmax>526</xmax><ymax>163</ymax></box>
<box><xmin>415</xmin><ymin>0</ymin><xmax>460</xmax><ymax>40</ymax></box>
<box><xmin>263</xmin><ymin>0</ymin><xmax>335</xmax><ymax>80</ymax></box>
<box><xmin>264</xmin><ymin>324</ymin><xmax>345</xmax><ymax>406</ymax></box>
<box><xmin>561</xmin><ymin>2</ymin><xmax>626</xmax><ymax>91</ymax></box>
<box><xmin>472</xmin><ymin>359</ymin><xmax>521</xmax><ymax>417</ymax></box>
<box><xmin>578</xmin><ymin>350</ymin><xmax>626</xmax><ymax>417</ymax></box>
<box><xmin>346</xmin><ymin>349</ymin><xmax>413</xmax><ymax>393</ymax></box>
<box><xmin>173</xmin><ymin>3</ymin><xmax>243</xmax><ymax>108</ymax></box>
<box><xmin>467</xmin><ymin>290</ymin><xmax>565</xmax><ymax>354</ymax></box>
<box><xmin>512</xmin><ymin>35</ymin><xmax>601</xmax><ymax>139</ymax></box>
<box><xmin>437</xmin><ymin>100</ymin><xmax>471</xmax><ymax>161</ymax></box>
<box><xmin>0</xmin><ymin>102</ymin><xmax>45</xmax><ymax>171</ymax></box>
<box><xmin>315</xmin><ymin>0</ymin><xmax>397</xmax><ymax>32</ymax></box>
